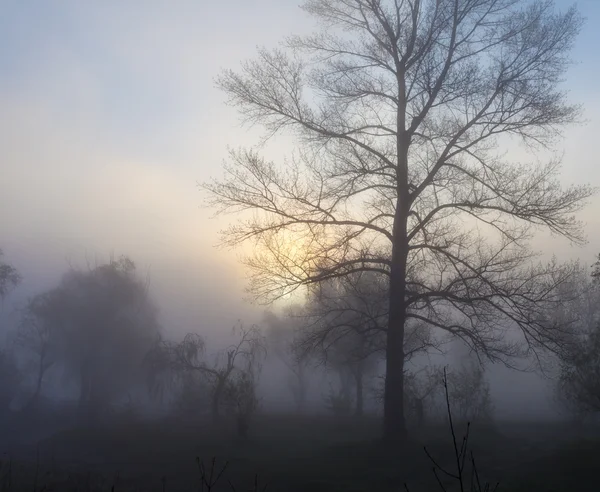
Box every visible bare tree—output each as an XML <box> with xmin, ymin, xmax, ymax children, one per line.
<box><xmin>558</xmin><ymin>324</ymin><xmax>600</xmax><ymax>417</ymax></box>
<box><xmin>222</xmin><ymin>352</ymin><xmax>264</xmax><ymax>437</ymax></box>
<box><xmin>301</xmin><ymin>272</ymin><xmax>389</xmax><ymax>416</ymax></box>
<box><xmin>206</xmin><ymin>0</ymin><xmax>592</xmax><ymax>441</ymax></box>
<box><xmin>555</xmin><ymin>258</ymin><xmax>600</xmax><ymax>417</ymax></box>
<box><xmin>446</xmin><ymin>358</ymin><xmax>493</xmax><ymax>424</ymax></box>
<box><xmin>164</xmin><ymin>324</ymin><xmax>267</xmax><ymax>423</ymax></box>
<box><xmin>403</xmin><ymin>365</ymin><xmax>443</xmax><ymax>427</ymax></box>
<box><xmin>0</xmin><ymin>249</ymin><xmax>21</xmax><ymax>305</ymax></box>
<box><xmin>337</xmin><ymin>336</ymin><xmax>379</xmax><ymax>417</ymax></box>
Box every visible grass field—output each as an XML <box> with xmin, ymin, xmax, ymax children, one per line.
<box><xmin>2</xmin><ymin>413</ymin><xmax>600</xmax><ymax>491</ymax></box>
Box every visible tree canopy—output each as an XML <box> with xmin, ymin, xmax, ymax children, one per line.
<box><xmin>16</xmin><ymin>256</ymin><xmax>160</xmax><ymax>420</ymax></box>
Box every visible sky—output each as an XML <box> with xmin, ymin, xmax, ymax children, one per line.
<box><xmin>0</xmin><ymin>0</ymin><xmax>318</xmax><ymax>337</ymax></box>
<box><xmin>1</xmin><ymin>0</ymin><xmax>600</xmax><ymax>414</ymax></box>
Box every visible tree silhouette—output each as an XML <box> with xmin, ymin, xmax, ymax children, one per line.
<box><xmin>206</xmin><ymin>0</ymin><xmax>592</xmax><ymax>441</ymax></box>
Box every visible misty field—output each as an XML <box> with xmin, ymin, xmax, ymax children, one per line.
<box><xmin>3</xmin><ymin>414</ymin><xmax>600</xmax><ymax>492</ymax></box>
<box><xmin>3</xmin><ymin>0</ymin><xmax>600</xmax><ymax>490</ymax></box>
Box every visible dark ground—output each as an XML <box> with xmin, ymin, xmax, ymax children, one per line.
<box><xmin>1</xmin><ymin>412</ymin><xmax>599</xmax><ymax>491</ymax></box>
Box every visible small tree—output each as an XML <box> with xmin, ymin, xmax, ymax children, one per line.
<box><xmin>165</xmin><ymin>324</ymin><xmax>267</xmax><ymax>423</ymax></box>
<box><xmin>446</xmin><ymin>359</ymin><xmax>493</xmax><ymax>424</ymax></box>
<box><xmin>223</xmin><ymin>363</ymin><xmax>262</xmax><ymax>437</ymax></box>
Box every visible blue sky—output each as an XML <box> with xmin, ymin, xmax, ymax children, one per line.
<box><xmin>1</xmin><ymin>0</ymin><xmax>599</xmax><ymax>338</ymax></box>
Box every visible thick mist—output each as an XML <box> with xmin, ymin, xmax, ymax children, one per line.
<box><xmin>2</xmin><ymin>1</ymin><xmax>600</xmax><ymax>491</ymax></box>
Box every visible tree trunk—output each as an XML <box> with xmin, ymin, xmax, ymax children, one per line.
<box><xmin>383</xmin><ymin>264</ymin><xmax>407</xmax><ymax>442</ymax></box>
<box><xmin>384</xmin><ymin>113</ymin><xmax>409</xmax><ymax>442</ymax></box>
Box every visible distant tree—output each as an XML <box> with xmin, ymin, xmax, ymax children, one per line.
<box><xmin>558</xmin><ymin>324</ymin><xmax>600</xmax><ymax>418</ymax></box>
<box><xmin>264</xmin><ymin>309</ymin><xmax>313</xmax><ymax>412</ymax></box>
<box><xmin>303</xmin><ymin>272</ymin><xmax>384</xmax><ymax>416</ymax></box>
<box><xmin>592</xmin><ymin>253</ymin><xmax>600</xmax><ymax>281</ymax></box>
<box><xmin>27</xmin><ymin>256</ymin><xmax>160</xmax><ymax>422</ymax></box>
<box><xmin>155</xmin><ymin>324</ymin><xmax>267</xmax><ymax>423</ymax></box>
<box><xmin>373</xmin><ymin>365</ymin><xmax>441</xmax><ymax>422</ymax></box>
<box><xmin>144</xmin><ymin>335</ymin><xmax>174</xmax><ymax>406</ymax></box>
<box><xmin>323</xmin><ymin>381</ymin><xmax>354</xmax><ymax>417</ymax></box>
<box><xmin>403</xmin><ymin>366</ymin><xmax>443</xmax><ymax>427</ymax></box>
<box><xmin>222</xmin><ymin>353</ymin><xmax>263</xmax><ymax>437</ymax></box>
<box><xmin>0</xmin><ymin>249</ymin><xmax>21</xmax><ymax>304</ymax></box>
<box><xmin>301</xmin><ymin>271</ymin><xmax>435</xmax><ymax>416</ymax></box>
<box><xmin>206</xmin><ymin>0</ymin><xmax>590</xmax><ymax>441</ymax></box>
<box><xmin>556</xmin><ymin>258</ymin><xmax>600</xmax><ymax>417</ymax></box>
<box><xmin>320</xmin><ymin>330</ymin><xmax>381</xmax><ymax>417</ymax></box>
<box><xmin>446</xmin><ymin>358</ymin><xmax>493</xmax><ymax>424</ymax></box>
<box><xmin>15</xmin><ymin>291</ymin><xmax>62</xmax><ymax>410</ymax></box>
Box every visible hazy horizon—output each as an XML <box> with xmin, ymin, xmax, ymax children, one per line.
<box><xmin>2</xmin><ymin>0</ymin><xmax>600</xmax><ymax>420</ymax></box>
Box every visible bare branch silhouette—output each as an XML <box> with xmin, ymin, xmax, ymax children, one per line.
<box><xmin>206</xmin><ymin>0</ymin><xmax>592</xmax><ymax>441</ymax></box>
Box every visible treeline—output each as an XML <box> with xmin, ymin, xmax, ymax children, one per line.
<box><xmin>0</xmin><ymin>251</ymin><xmax>492</xmax><ymax>435</ymax></box>
<box><xmin>2</xmin><ymin>247</ymin><xmax>599</xmax><ymax>441</ymax></box>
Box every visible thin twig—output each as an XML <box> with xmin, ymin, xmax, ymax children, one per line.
<box><xmin>443</xmin><ymin>367</ymin><xmax>465</xmax><ymax>492</ymax></box>
<box><xmin>432</xmin><ymin>467</ymin><xmax>448</xmax><ymax>492</ymax></box>
<box><xmin>423</xmin><ymin>447</ymin><xmax>459</xmax><ymax>480</ymax></box>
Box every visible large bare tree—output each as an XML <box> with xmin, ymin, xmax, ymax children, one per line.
<box><xmin>205</xmin><ymin>0</ymin><xmax>593</xmax><ymax>441</ymax></box>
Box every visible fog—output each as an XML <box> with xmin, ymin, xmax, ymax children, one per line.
<box><xmin>2</xmin><ymin>0</ymin><xmax>600</xmax><ymax>490</ymax></box>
